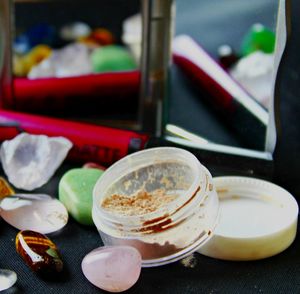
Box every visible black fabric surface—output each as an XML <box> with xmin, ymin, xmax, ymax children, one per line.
<box><xmin>1</xmin><ymin>0</ymin><xmax>300</xmax><ymax>293</ymax></box>
<box><xmin>1</xmin><ymin>163</ymin><xmax>300</xmax><ymax>294</ymax></box>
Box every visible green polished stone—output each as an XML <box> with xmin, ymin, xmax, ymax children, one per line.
<box><xmin>240</xmin><ymin>23</ymin><xmax>275</xmax><ymax>56</ymax></box>
<box><xmin>91</xmin><ymin>45</ymin><xmax>137</xmax><ymax>73</ymax></box>
<box><xmin>58</xmin><ymin>168</ymin><xmax>103</xmax><ymax>225</ymax></box>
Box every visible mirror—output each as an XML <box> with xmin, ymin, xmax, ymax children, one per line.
<box><xmin>168</xmin><ymin>0</ymin><xmax>279</xmax><ymax>151</ymax></box>
<box><xmin>0</xmin><ymin>0</ymin><xmax>289</xmax><ymax>175</ymax></box>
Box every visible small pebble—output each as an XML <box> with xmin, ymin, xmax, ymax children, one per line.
<box><xmin>82</xmin><ymin>162</ymin><xmax>106</xmax><ymax>171</ymax></box>
<box><xmin>16</xmin><ymin>230</ymin><xmax>63</xmax><ymax>276</ymax></box>
<box><xmin>91</xmin><ymin>45</ymin><xmax>137</xmax><ymax>73</ymax></box>
<box><xmin>79</xmin><ymin>28</ymin><xmax>115</xmax><ymax>46</ymax></box>
<box><xmin>14</xmin><ymin>24</ymin><xmax>56</xmax><ymax>54</ymax></box>
<box><xmin>240</xmin><ymin>23</ymin><xmax>275</xmax><ymax>56</ymax></box>
<box><xmin>60</xmin><ymin>22</ymin><xmax>91</xmax><ymax>41</ymax></box>
<box><xmin>15</xmin><ymin>45</ymin><xmax>52</xmax><ymax>77</ymax></box>
<box><xmin>0</xmin><ymin>177</ymin><xmax>15</xmax><ymax>200</ymax></box>
<box><xmin>59</xmin><ymin>168</ymin><xmax>103</xmax><ymax>225</ymax></box>
<box><xmin>217</xmin><ymin>44</ymin><xmax>239</xmax><ymax>69</ymax></box>
<box><xmin>0</xmin><ymin>269</ymin><xmax>17</xmax><ymax>291</ymax></box>
<box><xmin>81</xmin><ymin>246</ymin><xmax>141</xmax><ymax>292</ymax></box>
<box><xmin>0</xmin><ymin>193</ymin><xmax>68</xmax><ymax>234</ymax></box>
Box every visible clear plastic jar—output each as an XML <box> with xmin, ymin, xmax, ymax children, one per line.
<box><xmin>92</xmin><ymin>147</ymin><xmax>219</xmax><ymax>267</ymax></box>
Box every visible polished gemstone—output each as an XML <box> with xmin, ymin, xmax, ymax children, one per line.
<box><xmin>82</xmin><ymin>162</ymin><xmax>106</xmax><ymax>171</ymax></box>
<box><xmin>16</xmin><ymin>230</ymin><xmax>63</xmax><ymax>275</ymax></box>
<box><xmin>91</xmin><ymin>45</ymin><xmax>137</xmax><ymax>73</ymax></box>
<box><xmin>79</xmin><ymin>28</ymin><xmax>115</xmax><ymax>46</ymax></box>
<box><xmin>13</xmin><ymin>45</ymin><xmax>52</xmax><ymax>77</ymax></box>
<box><xmin>59</xmin><ymin>168</ymin><xmax>103</xmax><ymax>225</ymax></box>
<box><xmin>0</xmin><ymin>269</ymin><xmax>17</xmax><ymax>291</ymax></box>
<box><xmin>0</xmin><ymin>194</ymin><xmax>68</xmax><ymax>234</ymax></box>
<box><xmin>0</xmin><ymin>177</ymin><xmax>15</xmax><ymax>200</ymax></box>
<box><xmin>60</xmin><ymin>22</ymin><xmax>91</xmax><ymax>41</ymax></box>
<box><xmin>0</xmin><ymin>133</ymin><xmax>72</xmax><ymax>190</ymax></box>
<box><xmin>240</xmin><ymin>23</ymin><xmax>275</xmax><ymax>56</ymax></box>
<box><xmin>81</xmin><ymin>246</ymin><xmax>141</xmax><ymax>292</ymax></box>
<box><xmin>217</xmin><ymin>44</ymin><xmax>239</xmax><ymax>69</ymax></box>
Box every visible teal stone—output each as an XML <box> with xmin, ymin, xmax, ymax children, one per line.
<box><xmin>91</xmin><ymin>45</ymin><xmax>137</xmax><ymax>72</ymax></box>
<box><xmin>240</xmin><ymin>23</ymin><xmax>276</xmax><ymax>56</ymax></box>
<box><xmin>58</xmin><ymin>168</ymin><xmax>103</xmax><ymax>225</ymax></box>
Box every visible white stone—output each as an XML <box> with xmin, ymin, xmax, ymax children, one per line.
<box><xmin>60</xmin><ymin>22</ymin><xmax>91</xmax><ymax>41</ymax></box>
<box><xmin>230</xmin><ymin>51</ymin><xmax>274</xmax><ymax>108</ymax></box>
<box><xmin>0</xmin><ymin>269</ymin><xmax>17</xmax><ymax>291</ymax></box>
<box><xmin>0</xmin><ymin>194</ymin><xmax>68</xmax><ymax>234</ymax></box>
<box><xmin>0</xmin><ymin>133</ymin><xmax>72</xmax><ymax>190</ymax></box>
<box><xmin>81</xmin><ymin>246</ymin><xmax>141</xmax><ymax>292</ymax></box>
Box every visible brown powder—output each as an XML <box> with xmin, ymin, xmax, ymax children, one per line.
<box><xmin>180</xmin><ymin>253</ymin><xmax>198</xmax><ymax>268</ymax></box>
<box><xmin>101</xmin><ymin>189</ymin><xmax>178</xmax><ymax>216</ymax></box>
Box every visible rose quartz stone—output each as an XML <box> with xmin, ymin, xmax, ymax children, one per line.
<box><xmin>81</xmin><ymin>246</ymin><xmax>141</xmax><ymax>292</ymax></box>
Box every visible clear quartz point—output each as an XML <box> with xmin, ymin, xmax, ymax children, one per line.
<box><xmin>0</xmin><ymin>269</ymin><xmax>17</xmax><ymax>291</ymax></box>
<box><xmin>0</xmin><ymin>133</ymin><xmax>72</xmax><ymax>190</ymax></box>
<box><xmin>0</xmin><ymin>194</ymin><xmax>68</xmax><ymax>234</ymax></box>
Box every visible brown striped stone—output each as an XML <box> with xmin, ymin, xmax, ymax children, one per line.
<box><xmin>15</xmin><ymin>230</ymin><xmax>63</xmax><ymax>276</ymax></box>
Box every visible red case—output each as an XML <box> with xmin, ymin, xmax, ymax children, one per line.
<box><xmin>0</xmin><ymin>110</ymin><xmax>149</xmax><ymax>166</ymax></box>
<box><xmin>10</xmin><ymin>71</ymin><xmax>140</xmax><ymax>112</ymax></box>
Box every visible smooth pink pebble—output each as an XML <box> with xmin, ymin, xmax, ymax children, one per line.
<box><xmin>81</xmin><ymin>246</ymin><xmax>142</xmax><ymax>292</ymax></box>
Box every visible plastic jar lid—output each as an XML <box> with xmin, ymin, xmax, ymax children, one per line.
<box><xmin>198</xmin><ymin>176</ymin><xmax>299</xmax><ymax>261</ymax></box>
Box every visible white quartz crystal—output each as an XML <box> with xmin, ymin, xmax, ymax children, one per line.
<box><xmin>230</xmin><ymin>51</ymin><xmax>274</xmax><ymax>108</ymax></box>
<box><xmin>28</xmin><ymin>43</ymin><xmax>93</xmax><ymax>79</ymax></box>
<box><xmin>0</xmin><ymin>133</ymin><xmax>72</xmax><ymax>190</ymax></box>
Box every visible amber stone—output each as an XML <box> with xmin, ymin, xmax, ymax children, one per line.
<box><xmin>15</xmin><ymin>230</ymin><xmax>63</xmax><ymax>276</ymax></box>
<box><xmin>0</xmin><ymin>177</ymin><xmax>15</xmax><ymax>200</ymax></box>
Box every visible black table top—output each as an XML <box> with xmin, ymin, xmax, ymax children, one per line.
<box><xmin>1</xmin><ymin>162</ymin><xmax>300</xmax><ymax>294</ymax></box>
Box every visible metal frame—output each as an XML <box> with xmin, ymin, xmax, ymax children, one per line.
<box><xmin>0</xmin><ymin>0</ymin><xmax>14</xmax><ymax>109</ymax></box>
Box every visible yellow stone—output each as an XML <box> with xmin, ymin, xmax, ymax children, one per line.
<box><xmin>0</xmin><ymin>177</ymin><xmax>15</xmax><ymax>200</ymax></box>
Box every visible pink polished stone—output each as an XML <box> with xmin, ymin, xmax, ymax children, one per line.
<box><xmin>81</xmin><ymin>246</ymin><xmax>142</xmax><ymax>292</ymax></box>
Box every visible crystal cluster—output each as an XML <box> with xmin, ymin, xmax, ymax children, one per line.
<box><xmin>0</xmin><ymin>133</ymin><xmax>72</xmax><ymax>190</ymax></box>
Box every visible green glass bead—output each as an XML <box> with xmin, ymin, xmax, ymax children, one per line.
<box><xmin>59</xmin><ymin>168</ymin><xmax>103</xmax><ymax>225</ymax></box>
<box><xmin>91</xmin><ymin>45</ymin><xmax>137</xmax><ymax>73</ymax></box>
<box><xmin>240</xmin><ymin>23</ymin><xmax>276</xmax><ymax>56</ymax></box>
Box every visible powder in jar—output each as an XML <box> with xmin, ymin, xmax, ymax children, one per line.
<box><xmin>101</xmin><ymin>189</ymin><xmax>178</xmax><ymax>216</ymax></box>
